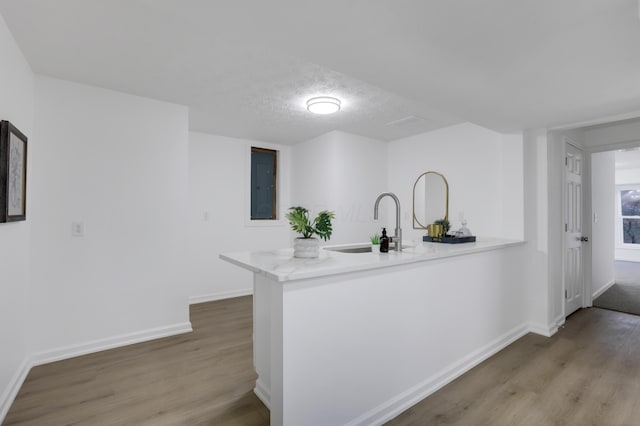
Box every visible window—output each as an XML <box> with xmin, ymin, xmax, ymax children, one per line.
<box><xmin>251</xmin><ymin>147</ymin><xmax>277</xmax><ymax>220</ymax></box>
<box><xmin>621</xmin><ymin>188</ymin><xmax>640</xmax><ymax>244</ymax></box>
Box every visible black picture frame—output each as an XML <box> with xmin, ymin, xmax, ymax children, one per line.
<box><xmin>0</xmin><ymin>120</ymin><xmax>28</xmax><ymax>222</ymax></box>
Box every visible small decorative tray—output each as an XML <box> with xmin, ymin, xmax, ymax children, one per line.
<box><xmin>423</xmin><ymin>235</ymin><xmax>476</xmax><ymax>244</ymax></box>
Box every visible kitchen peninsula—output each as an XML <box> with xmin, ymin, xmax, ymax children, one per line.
<box><xmin>221</xmin><ymin>238</ymin><xmax>526</xmax><ymax>426</ymax></box>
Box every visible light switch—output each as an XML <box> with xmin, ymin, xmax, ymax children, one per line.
<box><xmin>72</xmin><ymin>221</ymin><xmax>84</xmax><ymax>237</ymax></box>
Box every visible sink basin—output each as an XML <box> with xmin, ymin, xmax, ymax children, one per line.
<box><xmin>324</xmin><ymin>243</ymin><xmax>414</xmax><ymax>254</ymax></box>
<box><xmin>325</xmin><ymin>245</ymin><xmax>373</xmax><ymax>254</ymax></box>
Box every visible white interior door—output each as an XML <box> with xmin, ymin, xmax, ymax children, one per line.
<box><xmin>565</xmin><ymin>143</ymin><xmax>586</xmax><ymax>316</ymax></box>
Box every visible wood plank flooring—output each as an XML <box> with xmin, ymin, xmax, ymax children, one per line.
<box><xmin>387</xmin><ymin>307</ymin><xmax>640</xmax><ymax>426</ymax></box>
<box><xmin>3</xmin><ymin>296</ymin><xmax>269</xmax><ymax>425</ymax></box>
<box><xmin>6</xmin><ymin>299</ymin><xmax>640</xmax><ymax>425</ymax></box>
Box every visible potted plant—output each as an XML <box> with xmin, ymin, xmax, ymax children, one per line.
<box><xmin>370</xmin><ymin>234</ymin><xmax>380</xmax><ymax>249</ymax></box>
<box><xmin>286</xmin><ymin>206</ymin><xmax>336</xmax><ymax>258</ymax></box>
<box><xmin>434</xmin><ymin>218</ymin><xmax>450</xmax><ymax>235</ymax></box>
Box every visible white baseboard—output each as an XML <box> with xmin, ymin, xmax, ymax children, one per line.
<box><xmin>0</xmin><ymin>356</ymin><xmax>31</xmax><ymax>424</ymax></box>
<box><xmin>592</xmin><ymin>279</ymin><xmax>616</xmax><ymax>300</ymax></box>
<box><xmin>1</xmin><ymin>322</ymin><xmax>192</xmax><ymax>423</ymax></box>
<box><xmin>528</xmin><ymin>318</ymin><xmax>563</xmax><ymax>337</ymax></box>
<box><xmin>254</xmin><ymin>378</ymin><xmax>271</xmax><ymax>409</ymax></box>
<box><xmin>554</xmin><ymin>315</ymin><xmax>566</xmax><ymax>331</ymax></box>
<box><xmin>346</xmin><ymin>323</ymin><xmax>530</xmax><ymax>426</ymax></box>
<box><xmin>30</xmin><ymin>322</ymin><xmax>192</xmax><ymax>367</ymax></box>
<box><xmin>527</xmin><ymin>322</ymin><xmax>550</xmax><ymax>336</ymax></box>
<box><xmin>189</xmin><ymin>288</ymin><xmax>253</xmax><ymax>305</ymax></box>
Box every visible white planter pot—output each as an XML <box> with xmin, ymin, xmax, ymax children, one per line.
<box><xmin>293</xmin><ymin>237</ymin><xmax>320</xmax><ymax>258</ymax></box>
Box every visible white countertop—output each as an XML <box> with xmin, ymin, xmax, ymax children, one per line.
<box><xmin>219</xmin><ymin>237</ymin><xmax>525</xmax><ymax>282</ymax></box>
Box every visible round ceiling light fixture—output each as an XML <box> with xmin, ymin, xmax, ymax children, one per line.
<box><xmin>306</xmin><ymin>96</ymin><xmax>341</xmax><ymax>115</ymax></box>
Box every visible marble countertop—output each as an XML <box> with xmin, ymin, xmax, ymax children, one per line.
<box><xmin>219</xmin><ymin>237</ymin><xmax>525</xmax><ymax>283</ymax></box>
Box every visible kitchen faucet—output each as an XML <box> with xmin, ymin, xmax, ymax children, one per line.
<box><xmin>373</xmin><ymin>192</ymin><xmax>402</xmax><ymax>252</ymax></box>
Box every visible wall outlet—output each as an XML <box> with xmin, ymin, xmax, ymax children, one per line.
<box><xmin>72</xmin><ymin>221</ymin><xmax>84</xmax><ymax>237</ymax></box>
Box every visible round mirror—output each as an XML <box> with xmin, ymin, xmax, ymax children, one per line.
<box><xmin>412</xmin><ymin>171</ymin><xmax>449</xmax><ymax>229</ymax></box>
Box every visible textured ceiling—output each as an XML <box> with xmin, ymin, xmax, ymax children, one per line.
<box><xmin>1</xmin><ymin>0</ymin><xmax>640</xmax><ymax>144</ymax></box>
<box><xmin>188</xmin><ymin>56</ymin><xmax>460</xmax><ymax>144</ymax></box>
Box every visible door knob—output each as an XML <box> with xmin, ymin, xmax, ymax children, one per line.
<box><xmin>580</xmin><ymin>236</ymin><xmax>589</xmax><ymax>242</ymax></box>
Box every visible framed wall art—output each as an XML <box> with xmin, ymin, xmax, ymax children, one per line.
<box><xmin>0</xmin><ymin>120</ymin><xmax>28</xmax><ymax>222</ymax></box>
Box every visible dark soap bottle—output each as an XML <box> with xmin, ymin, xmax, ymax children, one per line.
<box><xmin>380</xmin><ymin>228</ymin><xmax>389</xmax><ymax>253</ymax></box>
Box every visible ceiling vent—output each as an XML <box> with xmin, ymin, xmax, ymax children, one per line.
<box><xmin>384</xmin><ymin>115</ymin><xmax>426</xmax><ymax>127</ymax></box>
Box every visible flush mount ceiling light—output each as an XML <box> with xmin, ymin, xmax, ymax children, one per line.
<box><xmin>306</xmin><ymin>96</ymin><xmax>341</xmax><ymax>115</ymax></box>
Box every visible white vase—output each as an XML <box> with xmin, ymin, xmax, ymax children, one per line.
<box><xmin>293</xmin><ymin>237</ymin><xmax>320</xmax><ymax>258</ymax></box>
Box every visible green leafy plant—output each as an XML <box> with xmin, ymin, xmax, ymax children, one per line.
<box><xmin>286</xmin><ymin>206</ymin><xmax>336</xmax><ymax>241</ymax></box>
<box><xmin>370</xmin><ymin>234</ymin><xmax>380</xmax><ymax>244</ymax></box>
<box><xmin>435</xmin><ymin>218</ymin><xmax>450</xmax><ymax>233</ymax></box>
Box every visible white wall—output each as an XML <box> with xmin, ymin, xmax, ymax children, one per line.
<box><xmin>188</xmin><ymin>131</ymin><xmax>291</xmax><ymax>302</ymax></box>
<box><xmin>616</xmin><ymin>167</ymin><xmax>640</xmax><ymax>184</ymax></box>
<box><xmin>523</xmin><ymin>129</ymin><xmax>552</xmax><ymax>334</ymax></box>
<box><xmin>291</xmin><ymin>131</ymin><xmax>388</xmax><ymax>244</ymax></box>
<box><xmin>501</xmin><ymin>133</ymin><xmax>525</xmax><ymax>239</ymax></box>
<box><xmin>0</xmin><ymin>13</ymin><xmax>34</xmax><ymax>421</ymax></box>
<box><xmin>591</xmin><ymin>151</ymin><xmax>615</xmax><ymax>296</ymax></box>
<box><xmin>387</xmin><ymin>122</ymin><xmax>524</xmax><ymax>243</ymax></box>
<box><xmin>28</xmin><ymin>76</ymin><xmax>191</xmax><ymax>360</ymax></box>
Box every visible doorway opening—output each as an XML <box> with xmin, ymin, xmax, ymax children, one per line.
<box><xmin>552</xmin><ymin>118</ymin><xmax>640</xmax><ymax>323</ymax></box>
<box><xmin>592</xmin><ymin>148</ymin><xmax>640</xmax><ymax>316</ymax></box>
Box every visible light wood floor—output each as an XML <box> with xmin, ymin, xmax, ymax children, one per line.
<box><xmin>3</xmin><ymin>296</ymin><xmax>269</xmax><ymax>425</ymax></box>
<box><xmin>6</xmin><ymin>300</ymin><xmax>640</xmax><ymax>425</ymax></box>
<box><xmin>387</xmin><ymin>307</ymin><xmax>640</xmax><ymax>426</ymax></box>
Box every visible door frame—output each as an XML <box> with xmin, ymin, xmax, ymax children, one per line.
<box><xmin>585</xmin><ymin>139</ymin><xmax>640</xmax><ymax>295</ymax></box>
<box><xmin>552</xmin><ymin>115</ymin><xmax>640</xmax><ymax>324</ymax></box>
